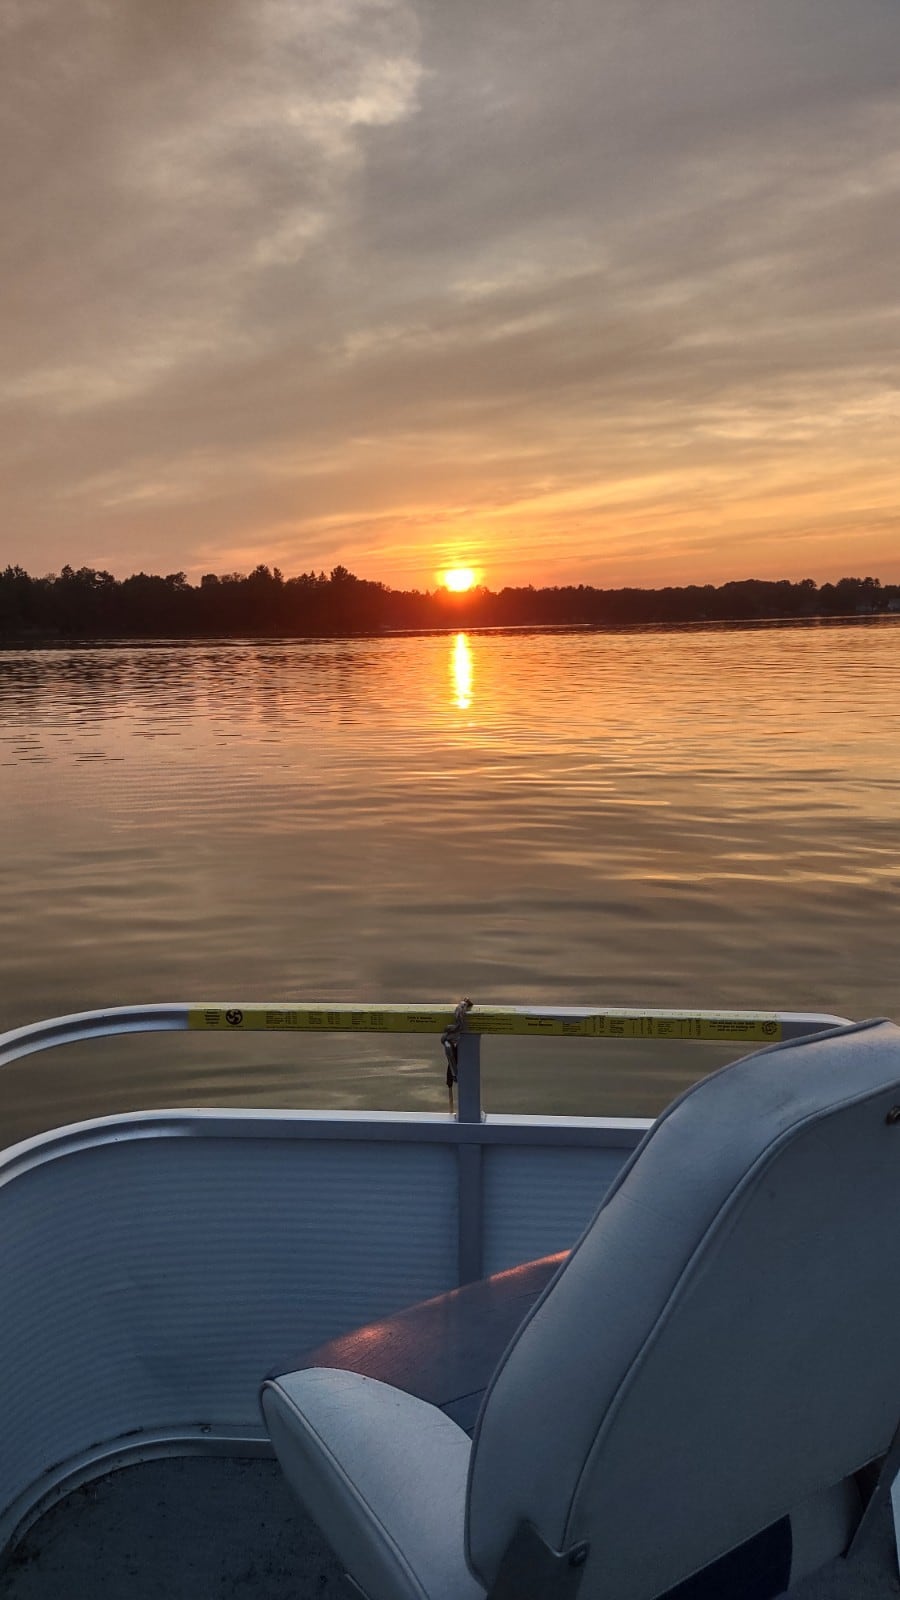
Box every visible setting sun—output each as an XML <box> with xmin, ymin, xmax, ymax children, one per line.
<box><xmin>440</xmin><ymin>567</ymin><xmax>479</xmax><ymax>593</ymax></box>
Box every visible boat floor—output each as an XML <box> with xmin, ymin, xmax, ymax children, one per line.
<box><xmin>0</xmin><ymin>1457</ymin><xmax>896</xmax><ymax>1599</ymax></box>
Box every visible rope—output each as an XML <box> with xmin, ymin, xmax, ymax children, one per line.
<box><xmin>441</xmin><ymin>997</ymin><xmax>473</xmax><ymax>1109</ymax></box>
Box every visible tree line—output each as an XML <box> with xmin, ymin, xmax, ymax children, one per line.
<box><xmin>2</xmin><ymin>563</ymin><xmax>899</xmax><ymax>640</ymax></box>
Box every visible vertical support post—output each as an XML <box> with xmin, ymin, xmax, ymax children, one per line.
<box><xmin>455</xmin><ymin>1032</ymin><xmax>483</xmax><ymax>1125</ymax></box>
<box><xmin>456</xmin><ymin>1031</ymin><xmax>484</xmax><ymax>1284</ymax></box>
<box><xmin>457</xmin><ymin>1143</ymin><xmax>483</xmax><ymax>1285</ymax></box>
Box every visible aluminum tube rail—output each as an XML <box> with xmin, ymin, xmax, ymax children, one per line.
<box><xmin>0</xmin><ymin>1005</ymin><xmax>190</xmax><ymax>1069</ymax></box>
<box><xmin>0</xmin><ymin>1003</ymin><xmax>852</xmax><ymax>1070</ymax></box>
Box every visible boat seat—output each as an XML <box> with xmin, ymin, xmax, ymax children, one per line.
<box><xmin>262</xmin><ymin>1019</ymin><xmax>900</xmax><ymax>1600</ymax></box>
<box><xmin>268</xmin><ymin>1251</ymin><xmax>567</xmax><ymax>1435</ymax></box>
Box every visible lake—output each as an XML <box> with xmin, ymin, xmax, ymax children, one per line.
<box><xmin>2</xmin><ymin>620</ymin><xmax>898</xmax><ymax>1144</ymax></box>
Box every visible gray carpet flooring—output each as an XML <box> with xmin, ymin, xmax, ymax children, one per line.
<box><xmin>1</xmin><ymin>1457</ymin><xmax>897</xmax><ymax>1599</ymax></box>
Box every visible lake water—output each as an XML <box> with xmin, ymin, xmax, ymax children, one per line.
<box><xmin>2</xmin><ymin>621</ymin><xmax>898</xmax><ymax>1144</ymax></box>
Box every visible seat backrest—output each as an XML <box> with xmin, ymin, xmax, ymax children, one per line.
<box><xmin>467</xmin><ymin>1019</ymin><xmax>900</xmax><ymax>1600</ymax></box>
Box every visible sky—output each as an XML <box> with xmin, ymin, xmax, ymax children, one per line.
<box><xmin>2</xmin><ymin>0</ymin><xmax>899</xmax><ymax>591</ymax></box>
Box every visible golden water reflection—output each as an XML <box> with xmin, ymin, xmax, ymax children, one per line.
<box><xmin>451</xmin><ymin>632</ymin><xmax>473</xmax><ymax>709</ymax></box>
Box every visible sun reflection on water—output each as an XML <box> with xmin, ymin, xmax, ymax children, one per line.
<box><xmin>451</xmin><ymin>632</ymin><xmax>473</xmax><ymax>709</ymax></box>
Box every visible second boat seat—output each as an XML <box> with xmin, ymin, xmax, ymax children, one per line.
<box><xmin>269</xmin><ymin>1251</ymin><xmax>567</xmax><ymax>1435</ymax></box>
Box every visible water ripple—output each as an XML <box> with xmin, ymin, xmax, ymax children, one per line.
<box><xmin>1</xmin><ymin>621</ymin><xmax>899</xmax><ymax>1139</ymax></box>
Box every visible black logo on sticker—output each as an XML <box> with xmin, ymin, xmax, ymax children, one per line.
<box><xmin>225</xmin><ymin>1009</ymin><xmax>244</xmax><ymax>1026</ymax></box>
<box><xmin>762</xmin><ymin>1021</ymin><xmax>777</xmax><ymax>1036</ymax></box>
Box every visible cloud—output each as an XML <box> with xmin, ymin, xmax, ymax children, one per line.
<box><xmin>1</xmin><ymin>0</ymin><xmax>421</xmax><ymax>396</ymax></box>
<box><xmin>1</xmin><ymin>0</ymin><xmax>899</xmax><ymax>585</ymax></box>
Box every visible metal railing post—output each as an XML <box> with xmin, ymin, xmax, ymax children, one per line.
<box><xmin>455</xmin><ymin>1031</ymin><xmax>484</xmax><ymax>1284</ymax></box>
<box><xmin>455</xmin><ymin>1031</ymin><xmax>483</xmax><ymax>1125</ymax></box>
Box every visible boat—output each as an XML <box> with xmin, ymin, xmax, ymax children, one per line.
<box><xmin>0</xmin><ymin>999</ymin><xmax>898</xmax><ymax>1599</ymax></box>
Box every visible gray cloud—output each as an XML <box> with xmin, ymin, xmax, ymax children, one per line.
<box><xmin>1</xmin><ymin>0</ymin><xmax>899</xmax><ymax>585</ymax></box>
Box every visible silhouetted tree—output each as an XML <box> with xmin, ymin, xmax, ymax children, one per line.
<box><xmin>1</xmin><ymin>565</ymin><xmax>899</xmax><ymax>641</ymax></box>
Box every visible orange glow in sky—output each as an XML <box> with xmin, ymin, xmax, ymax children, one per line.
<box><xmin>440</xmin><ymin>567</ymin><xmax>479</xmax><ymax>592</ymax></box>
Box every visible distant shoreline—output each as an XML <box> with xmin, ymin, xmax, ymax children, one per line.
<box><xmin>3</xmin><ymin>613</ymin><xmax>900</xmax><ymax>651</ymax></box>
<box><xmin>2</xmin><ymin>564</ymin><xmax>899</xmax><ymax>642</ymax></box>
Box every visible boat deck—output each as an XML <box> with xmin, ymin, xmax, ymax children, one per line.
<box><xmin>0</xmin><ymin>1457</ymin><xmax>895</xmax><ymax>1600</ymax></box>
<box><xmin>0</xmin><ymin>1459</ymin><xmax>342</xmax><ymax>1600</ymax></box>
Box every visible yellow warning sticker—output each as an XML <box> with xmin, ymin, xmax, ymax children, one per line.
<box><xmin>471</xmin><ymin>1013</ymin><xmax>782</xmax><ymax>1043</ymax></box>
<box><xmin>189</xmin><ymin>1007</ymin><xmax>451</xmax><ymax>1035</ymax></box>
<box><xmin>188</xmin><ymin>1007</ymin><xmax>782</xmax><ymax>1044</ymax></box>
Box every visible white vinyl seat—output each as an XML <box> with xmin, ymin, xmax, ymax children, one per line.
<box><xmin>262</xmin><ymin>1020</ymin><xmax>900</xmax><ymax>1600</ymax></box>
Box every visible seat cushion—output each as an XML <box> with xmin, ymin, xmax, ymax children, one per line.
<box><xmin>262</xmin><ymin>1368</ymin><xmax>483</xmax><ymax>1600</ymax></box>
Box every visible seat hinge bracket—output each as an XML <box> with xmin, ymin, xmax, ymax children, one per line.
<box><xmin>845</xmin><ymin>1411</ymin><xmax>900</xmax><ymax>1562</ymax></box>
<box><xmin>487</xmin><ymin>1520</ymin><xmax>590</xmax><ymax>1600</ymax></box>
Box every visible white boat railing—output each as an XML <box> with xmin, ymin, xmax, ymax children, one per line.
<box><xmin>0</xmin><ymin>1001</ymin><xmax>852</xmax><ymax>1125</ymax></box>
<box><xmin>0</xmin><ymin>1000</ymin><xmax>860</xmax><ymax>1549</ymax></box>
